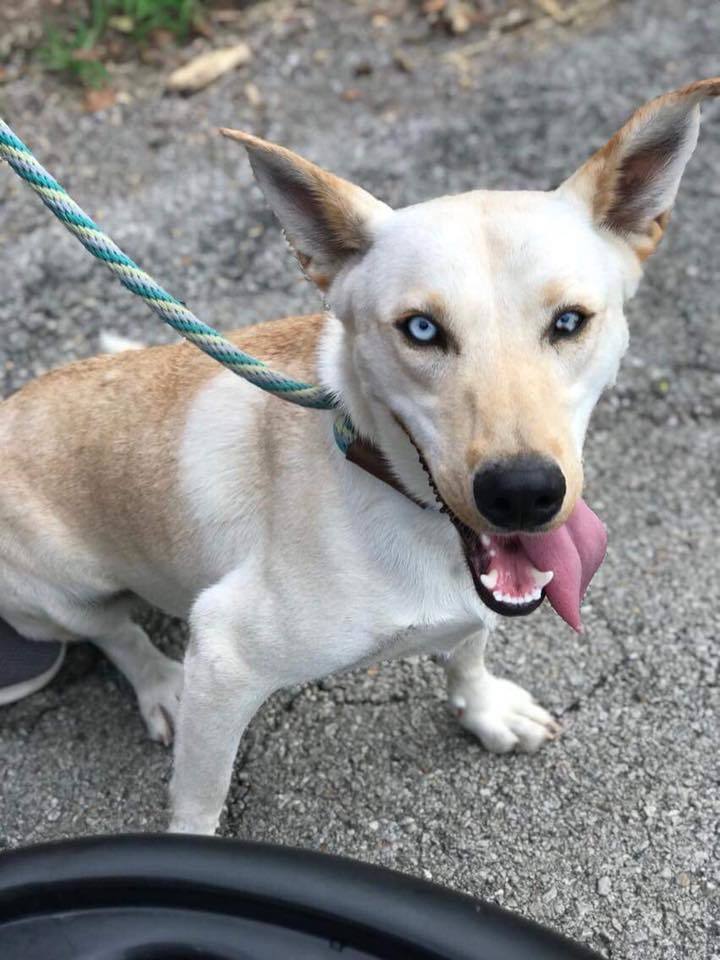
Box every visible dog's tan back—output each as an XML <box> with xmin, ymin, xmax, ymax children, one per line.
<box><xmin>0</xmin><ymin>316</ymin><xmax>328</xmax><ymax>619</ymax></box>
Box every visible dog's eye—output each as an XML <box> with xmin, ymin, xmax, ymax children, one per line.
<box><xmin>402</xmin><ymin>314</ymin><xmax>441</xmax><ymax>345</ymax></box>
<box><xmin>552</xmin><ymin>308</ymin><xmax>588</xmax><ymax>339</ymax></box>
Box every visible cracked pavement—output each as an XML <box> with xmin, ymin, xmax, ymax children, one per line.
<box><xmin>0</xmin><ymin>1</ymin><xmax>718</xmax><ymax>957</ymax></box>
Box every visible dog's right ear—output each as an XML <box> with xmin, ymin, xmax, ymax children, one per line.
<box><xmin>559</xmin><ymin>78</ymin><xmax>720</xmax><ymax>261</ymax></box>
<box><xmin>221</xmin><ymin>129</ymin><xmax>391</xmax><ymax>290</ymax></box>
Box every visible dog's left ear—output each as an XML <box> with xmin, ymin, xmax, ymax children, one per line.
<box><xmin>221</xmin><ymin>129</ymin><xmax>391</xmax><ymax>289</ymax></box>
<box><xmin>559</xmin><ymin>78</ymin><xmax>720</xmax><ymax>260</ymax></box>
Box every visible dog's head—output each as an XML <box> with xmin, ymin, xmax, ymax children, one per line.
<box><xmin>223</xmin><ymin>78</ymin><xmax>718</xmax><ymax>629</ymax></box>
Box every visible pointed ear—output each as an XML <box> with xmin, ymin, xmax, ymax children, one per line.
<box><xmin>220</xmin><ymin>129</ymin><xmax>391</xmax><ymax>289</ymax></box>
<box><xmin>558</xmin><ymin>78</ymin><xmax>720</xmax><ymax>260</ymax></box>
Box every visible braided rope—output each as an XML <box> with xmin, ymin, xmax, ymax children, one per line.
<box><xmin>0</xmin><ymin>119</ymin><xmax>357</xmax><ymax>449</ymax></box>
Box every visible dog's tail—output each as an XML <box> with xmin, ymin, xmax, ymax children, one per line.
<box><xmin>98</xmin><ymin>330</ymin><xmax>144</xmax><ymax>354</ymax></box>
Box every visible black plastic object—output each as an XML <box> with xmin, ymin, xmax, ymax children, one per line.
<box><xmin>0</xmin><ymin>835</ymin><xmax>603</xmax><ymax>960</ymax></box>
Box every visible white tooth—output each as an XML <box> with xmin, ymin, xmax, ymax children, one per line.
<box><xmin>531</xmin><ymin>588</ymin><xmax>541</xmax><ymax>602</ymax></box>
<box><xmin>480</xmin><ymin>570</ymin><xmax>498</xmax><ymax>590</ymax></box>
<box><xmin>531</xmin><ymin>568</ymin><xmax>554</xmax><ymax>588</ymax></box>
<box><xmin>493</xmin><ymin>590</ymin><xmax>505</xmax><ymax>602</ymax></box>
<box><xmin>489</xmin><ymin>549</ymin><xmax>497</xmax><ymax>558</ymax></box>
<box><xmin>481</xmin><ymin>534</ymin><xmax>491</xmax><ymax>548</ymax></box>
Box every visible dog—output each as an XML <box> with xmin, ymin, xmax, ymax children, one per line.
<box><xmin>0</xmin><ymin>79</ymin><xmax>717</xmax><ymax>835</ymax></box>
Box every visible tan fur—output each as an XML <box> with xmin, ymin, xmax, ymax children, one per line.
<box><xmin>565</xmin><ymin>78</ymin><xmax>720</xmax><ymax>258</ymax></box>
<box><xmin>438</xmin><ymin>349</ymin><xmax>582</xmax><ymax>532</ymax></box>
<box><xmin>0</xmin><ymin>315</ymin><xmax>327</xmax><ymax>578</ymax></box>
<box><xmin>541</xmin><ymin>280</ymin><xmax>568</xmax><ymax>310</ymax></box>
<box><xmin>634</xmin><ymin>211</ymin><xmax>672</xmax><ymax>263</ymax></box>
<box><xmin>220</xmin><ymin>129</ymin><xmax>384</xmax><ymax>289</ymax></box>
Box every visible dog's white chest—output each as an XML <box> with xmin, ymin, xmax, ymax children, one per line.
<box><xmin>380</xmin><ymin>618</ymin><xmax>482</xmax><ymax>660</ymax></box>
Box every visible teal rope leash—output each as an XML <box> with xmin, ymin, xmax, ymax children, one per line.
<box><xmin>0</xmin><ymin>119</ymin><xmax>357</xmax><ymax>452</ymax></box>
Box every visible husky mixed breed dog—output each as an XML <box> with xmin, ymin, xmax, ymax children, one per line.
<box><xmin>0</xmin><ymin>80</ymin><xmax>717</xmax><ymax>834</ymax></box>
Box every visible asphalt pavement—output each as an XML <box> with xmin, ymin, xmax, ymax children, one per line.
<box><xmin>0</xmin><ymin>2</ymin><xmax>718</xmax><ymax>957</ymax></box>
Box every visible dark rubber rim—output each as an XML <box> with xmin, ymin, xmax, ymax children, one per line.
<box><xmin>0</xmin><ymin>834</ymin><xmax>602</xmax><ymax>960</ymax></box>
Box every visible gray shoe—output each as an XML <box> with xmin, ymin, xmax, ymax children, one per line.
<box><xmin>0</xmin><ymin>619</ymin><xmax>65</xmax><ymax>707</ymax></box>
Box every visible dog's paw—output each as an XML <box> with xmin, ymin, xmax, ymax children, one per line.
<box><xmin>168</xmin><ymin>813</ymin><xmax>219</xmax><ymax>836</ymax></box>
<box><xmin>449</xmin><ymin>673</ymin><xmax>560</xmax><ymax>754</ymax></box>
<box><xmin>137</xmin><ymin>658</ymin><xmax>184</xmax><ymax>747</ymax></box>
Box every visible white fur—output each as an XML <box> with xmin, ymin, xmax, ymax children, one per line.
<box><xmin>169</xmin><ymin>373</ymin><xmax>495</xmax><ymax>832</ymax></box>
<box><xmin>98</xmin><ymin>330</ymin><xmax>144</xmax><ymax>354</ymax></box>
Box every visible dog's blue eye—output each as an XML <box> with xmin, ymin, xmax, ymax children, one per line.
<box><xmin>553</xmin><ymin>309</ymin><xmax>586</xmax><ymax>337</ymax></box>
<box><xmin>404</xmin><ymin>314</ymin><xmax>439</xmax><ymax>344</ymax></box>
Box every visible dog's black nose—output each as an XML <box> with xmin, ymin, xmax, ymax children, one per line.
<box><xmin>473</xmin><ymin>456</ymin><xmax>566</xmax><ymax>530</ymax></box>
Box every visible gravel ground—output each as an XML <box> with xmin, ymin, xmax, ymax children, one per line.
<box><xmin>1</xmin><ymin>2</ymin><xmax>719</xmax><ymax>958</ymax></box>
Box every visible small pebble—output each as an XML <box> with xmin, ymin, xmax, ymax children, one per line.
<box><xmin>597</xmin><ymin>876</ymin><xmax>611</xmax><ymax>896</ymax></box>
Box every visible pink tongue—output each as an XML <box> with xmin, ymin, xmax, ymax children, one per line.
<box><xmin>519</xmin><ymin>500</ymin><xmax>607</xmax><ymax>632</ymax></box>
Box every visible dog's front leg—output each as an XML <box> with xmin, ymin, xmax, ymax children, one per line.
<box><xmin>444</xmin><ymin>629</ymin><xmax>560</xmax><ymax>754</ymax></box>
<box><xmin>169</xmin><ymin>575</ymin><xmax>276</xmax><ymax>835</ymax></box>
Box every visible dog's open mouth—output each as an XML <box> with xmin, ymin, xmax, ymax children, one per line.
<box><xmin>402</xmin><ymin>433</ymin><xmax>607</xmax><ymax>631</ymax></box>
<box><xmin>462</xmin><ymin>531</ymin><xmax>550</xmax><ymax>617</ymax></box>
<box><xmin>392</xmin><ymin>422</ymin><xmax>608</xmax><ymax>631</ymax></box>
<box><xmin>456</xmin><ymin>499</ymin><xmax>608</xmax><ymax>632</ymax></box>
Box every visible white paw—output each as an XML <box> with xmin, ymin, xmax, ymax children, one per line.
<box><xmin>137</xmin><ymin>658</ymin><xmax>184</xmax><ymax>747</ymax></box>
<box><xmin>168</xmin><ymin>814</ymin><xmax>219</xmax><ymax>836</ymax></box>
<box><xmin>449</xmin><ymin>673</ymin><xmax>560</xmax><ymax>754</ymax></box>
